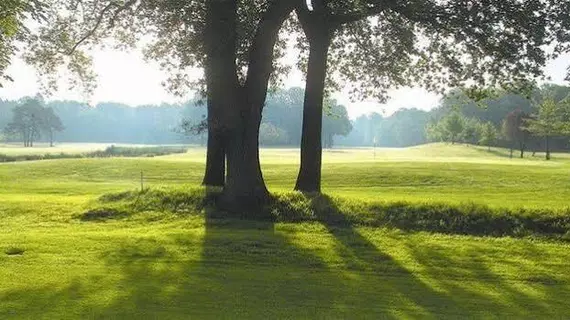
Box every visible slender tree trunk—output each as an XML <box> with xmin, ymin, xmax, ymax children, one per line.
<box><xmin>520</xmin><ymin>142</ymin><xmax>524</xmax><ymax>159</ymax></box>
<box><xmin>509</xmin><ymin>147</ymin><xmax>513</xmax><ymax>158</ymax></box>
<box><xmin>202</xmin><ymin>0</ymin><xmax>236</xmax><ymax>188</ymax></box>
<box><xmin>545</xmin><ymin>136</ymin><xmax>550</xmax><ymax>160</ymax></box>
<box><xmin>23</xmin><ymin>129</ymin><xmax>29</xmax><ymax>147</ymax></box>
<box><xmin>50</xmin><ymin>130</ymin><xmax>54</xmax><ymax>147</ymax></box>
<box><xmin>295</xmin><ymin>24</ymin><xmax>331</xmax><ymax>193</ymax></box>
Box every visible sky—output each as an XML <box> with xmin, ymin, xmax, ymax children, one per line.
<box><xmin>1</xmin><ymin>48</ymin><xmax>568</xmax><ymax>119</ymax></box>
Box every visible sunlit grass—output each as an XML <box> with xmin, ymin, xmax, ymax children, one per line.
<box><xmin>1</xmin><ymin>143</ymin><xmax>570</xmax><ymax>318</ymax></box>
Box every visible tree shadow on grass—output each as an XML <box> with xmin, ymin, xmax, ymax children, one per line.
<box><xmin>306</xmin><ymin>194</ymin><xmax>570</xmax><ymax>318</ymax></box>
<box><xmin>472</xmin><ymin>147</ymin><xmax>514</xmax><ymax>159</ymax></box>
<box><xmin>3</xmin><ymin>191</ymin><xmax>570</xmax><ymax>318</ymax></box>
<box><xmin>80</xmin><ymin>198</ymin><xmax>466</xmax><ymax>318</ymax></box>
<box><xmin>400</xmin><ymin>237</ymin><xmax>570</xmax><ymax>318</ymax></box>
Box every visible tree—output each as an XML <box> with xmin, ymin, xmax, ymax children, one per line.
<box><xmin>461</xmin><ymin>118</ymin><xmax>482</xmax><ymax>146</ymax></box>
<box><xmin>259</xmin><ymin>123</ymin><xmax>289</xmax><ymax>146</ymax></box>
<box><xmin>16</xmin><ymin>0</ymin><xmax>564</xmax><ymax>206</ymax></box>
<box><xmin>502</xmin><ymin>110</ymin><xmax>529</xmax><ymax>158</ymax></box>
<box><xmin>442</xmin><ymin>113</ymin><xmax>465</xmax><ymax>144</ymax></box>
<box><xmin>479</xmin><ymin>122</ymin><xmax>498</xmax><ymax>151</ymax></box>
<box><xmin>322</xmin><ymin>101</ymin><xmax>351</xmax><ymax>148</ymax></box>
<box><xmin>42</xmin><ymin>107</ymin><xmax>64</xmax><ymax>147</ymax></box>
<box><xmin>293</xmin><ymin>0</ymin><xmax>557</xmax><ymax>192</ymax></box>
<box><xmin>425</xmin><ymin>120</ymin><xmax>445</xmax><ymax>143</ymax></box>
<box><xmin>524</xmin><ymin>97</ymin><xmax>569</xmax><ymax>160</ymax></box>
<box><xmin>4</xmin><ymin>98</ymin><xmax>45</xmax><ymax>147</ymax></box>
<box><xmin>0</xmin><ymin>0</ymin><xmax>44</xmax><ymax>86</ymax></box>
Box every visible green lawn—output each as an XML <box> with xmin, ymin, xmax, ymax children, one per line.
<box><xmin>1</xmin><ymin>143</ymin><xmax>570</xmax><ymax>318</ymax></box>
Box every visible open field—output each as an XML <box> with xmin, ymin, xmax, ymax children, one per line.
<box><xmin>2</xmin><ymin>143</ymin><xmax>570</xmax><ymax>318</ymax></box>
<box><xmin>0</xmin><ymin>143</ymin><xmax>191</xmax><ymax>156</ymax></box>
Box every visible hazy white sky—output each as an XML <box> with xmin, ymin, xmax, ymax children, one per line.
<box><xmin>1</xmin><ymin>48</ymin><xmax>568</xmax><ymax>119</ymax></box>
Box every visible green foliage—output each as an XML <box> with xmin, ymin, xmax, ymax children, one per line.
<box><xmin>426</xmin><ymin>112</ymin><xmax>466</xmax><ymax>144</ymax></box>
<box><xmin>322</xmin><ymin>100</ymin><xmax>351</xmax><ymax>148</ymax></box>
<box><xmin>461</xmin><ymin>118</ymin><xmax>482</xmax><ymax>145</ymax></box>
<box><xmin>2</xmin><ymin>97</ymin><xmax>64</xmax><ymax>147</ymax></box>
<box><xmin>479</xmin><ymin>122</ymin><xmax>498</xmax><ymax>150</ymax></box>
<box><xmin>0</xmin><ymin>0</ymin><xmax>44</xmax><ymax>85</ymax></box>
<box><xmin>524</xmin><ymin>97</ymin><xmax>569</xmax><ymax>138</ymax></box>
<box><xmin>259</xmin><ymin>123</ymin><xmax>289</xmax><ymax>146</ymax></box>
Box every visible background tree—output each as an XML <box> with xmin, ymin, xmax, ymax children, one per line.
<box><xmin>441</xmin><ymin>113</ymin><xmax>465</xmax><ymax>144</ymax></box>
<box><xmin>322</xmin><ymin>101</ymin><xmax>351</xmax><ymax>148</ymax></box>
<box><xmin>479</xmin><ymin>122</ymin><xmax>498</xmax><ymax>151</ymax></box>
<box><xmin>259</xmin><ymin>123</ymin><xmax>289</xmax><ymax>146</ymax></box>
<box><xmin>502</xmin><ymin>109</ymin><xmax>529</xmax><ymax>158</ymax></box>
<box><xmin>4</xmin><ymin>98</ymin><xmax>45</xmax><ymax>147</ymax></box>
<box><xmin>425</xmin><ymin>120</ymin><xmax>446</xmax><ymax>143</ymax></box>
<box><xmin>42</xmin><ymin>107</ymin><xmax>64</xmax><ymax>147</ymax></box>
<box><xmin>461</xmin><ymin>118</ymin><xmax>482</xmax><ymax>146</ymax></box>
<box><xmin>524</xmin><ymin>97</ymin><xmax>568</xmax><ymax>160</ymax></box>
<box><xmin>376</xmin><ymin>109</ymin><xmax>429</xmax><ymax>147</ymax></box>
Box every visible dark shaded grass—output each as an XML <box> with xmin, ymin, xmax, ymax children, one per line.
<box><xmin>4</xmin><ymin>247</ymin><xmax>25</xmax><ymax>256</ymax></box>
<box><xmin>84</xmin><ymin>188</ymin><xmax>570</xmax><ymax>240</ymax></box>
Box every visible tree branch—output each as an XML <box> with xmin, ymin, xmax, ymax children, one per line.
<box><xmin>66</xmin><ymin>0</ymin><xmax>138</xmax><ymax>55</ymax></box>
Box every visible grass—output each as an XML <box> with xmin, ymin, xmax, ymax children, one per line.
<box><xmin>0</xmin><ymin>145</ymin><xmax>188</xmax><ymax>162</ymax></box>
<box><xmin>1</xmin><ymin>143</ymin><xmax>570</xmax><ymax>318</ymax></box>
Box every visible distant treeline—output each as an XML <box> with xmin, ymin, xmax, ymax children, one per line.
<box><xmin>0</xmin><ymin>87</ymin><xmax>351</xmax><ymax>147</ymax></box>
<box><xmin>340</xmin><ymin>84</ymin><xmax>570</xmax><ymax>152</ymax></box>
<box><xmin>1</xmin><ymin>85</ymin><xmax>569</xmax><ymax>149</ymax></box>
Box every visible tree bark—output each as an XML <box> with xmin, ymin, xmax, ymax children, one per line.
<box><xmin>221</xmin><ymin>97</ymin><xmax>268</xmax><ymax>209</ymax></box>
<box><xmin>202</xmin><ymin>0</ymin><xmax>237</xmax><ymax>188</ymax></box>
<box><xmin>545</xmin><ymin>136</ymin><xmax>550</xmax><ymax>160</ymax></box>
<box><xmin>519</xmin><ymin>142</ymin><xmax>524</xmax><ymax>159</ymax></box>
<box><xmin>202</xmin><ymin>126</ymin><xmax>225</xmax><ymax>186</ymax></box>
<box><xmin>204</xmin><ymin>0</ymin><xmax>294</xmax><ymax>209</ymax></box>
<box><xmin>295</xmin><ymin>14</ymin><xmax>332</xmax><ymax>193</ymax></box>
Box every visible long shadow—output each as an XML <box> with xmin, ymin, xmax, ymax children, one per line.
<box><xmin>472</xmin><ymin>147</ymin><xmax>513</xmax><ymax>159</ymax></box>
<box><xmin>307</xmin><ymin>194</ymin><xmax>469</xmax><ymax>317</ymax></box>
<box><xmin>4</xmin><ymin>191</ymin><xmax>569</xmax><ymax>318</ymax></box>
<box><xmin>401</xmin><ymin>237</ymin><xmax>570</xmax><ymax>318</ymax></box>
<box><xmin>306</xmin><ymin>194</ymin><xmax>570</xmax><ymax>318</ymax></box>
<box><xmin>84</xmin><ymin>200</ymin><xmax>464</xmax><ymax>318</ymax></box>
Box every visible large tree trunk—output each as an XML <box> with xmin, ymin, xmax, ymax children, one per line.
<box><xmin>295</xmin><ymin>17</ymin><xmax>331</xmax><ymax>193</ymax></box>
<box><xmin>202</xmin><ymin>127</ymin><xmax>225</xmax><ymax>186</ymax></box>
<box><xmin>221</xmin><ymin>102</ymin><xmax>268</xmax><ymax>209</ymax></box>
<box><xmin>204</xmin><ymin>0</ymin><xmax>294</xmax><ymax>209</ymax></box>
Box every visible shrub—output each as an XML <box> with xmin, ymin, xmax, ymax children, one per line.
<box><xmin>85</xmin><ymin>188</ymin><xmax>570</xmax><ymax>240</ymax></box>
